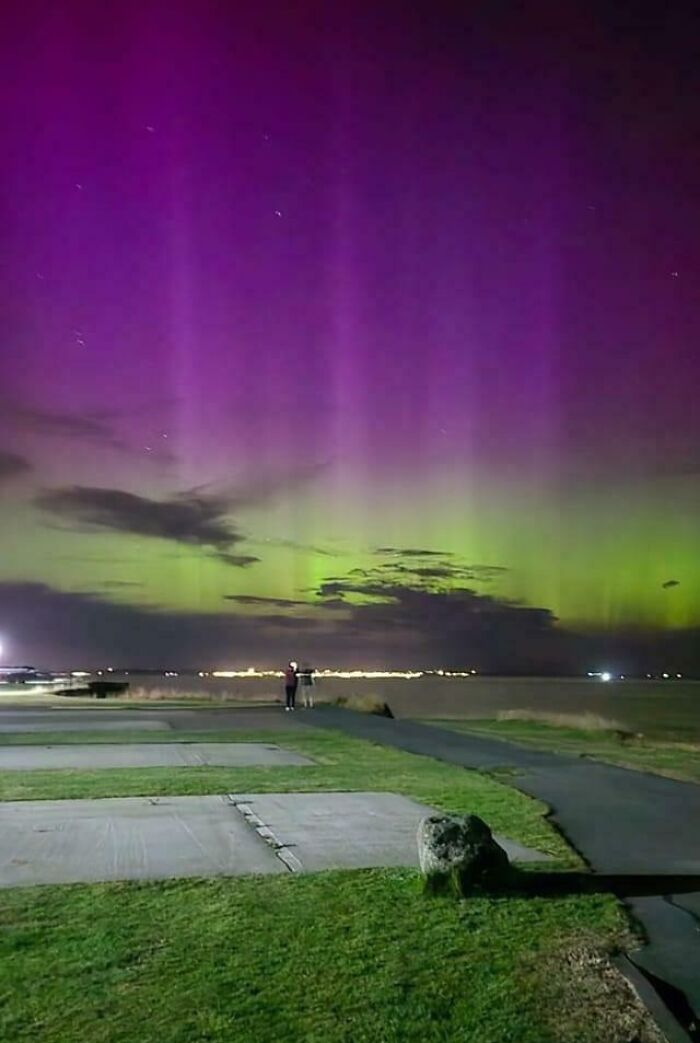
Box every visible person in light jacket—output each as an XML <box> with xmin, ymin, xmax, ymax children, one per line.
<box><xmin>297</xmin><ymin>664</ymin><xmax>315</xmax><ymax>708</ymax></box>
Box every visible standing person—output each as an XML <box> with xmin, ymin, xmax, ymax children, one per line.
<box><xmin>284</xmin><ymin>661</ymin><xmax>298</xmax><ymax>711</ymax></box>
<box><xmin>298</xmin><ymin>664</ymin><xmax>315</xmax><ymax>708</ymax></box>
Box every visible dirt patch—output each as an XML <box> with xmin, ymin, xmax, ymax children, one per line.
<box><xmin>536</xmin><ymin>939</ymin><xmax>667</xmax><ymax>1042</ymax></box>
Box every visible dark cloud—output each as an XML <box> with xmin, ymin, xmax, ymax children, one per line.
<box><xmin>35</xmin><ymin>464</ymin><xmax>328</xmax><ymax>566</ymax></box>
<box><xmin>374</xmin><ymin>547</ymin><xmax>453</xmax><ymax>557</ymax></box>
<box><xmin>412</xmin><ymin>563</ymin><xmax>507</xmax><ymax>582</ymax></box>
<box><xmin>662</xmin><ymin>579</ymin><xmax>680</xmax><ymax>589</ymax></box>
<box><xmin>215</xmin><ymin>465</ymin><xmax>331</xmax><ymax>513</ymax></box>
<box><xmin>360</xmin><ymin>559</ymin><xmax>507</xmax><ymax>587</ymax></box>
<box><xmin>0</xmin><ymin>401</ymin><xmax>175</xmax><ymax>464</ymax></box>
<box><xmin>315</xmin><ymin>581</ymin><xmax>355</xmax><ymax>599</ymax></box>
<box><xmin>368</xmin><ymin>549</ymin><xmax>508</xmax><ymax>588</ymax></box>
<box><xmin>223</xmin><ymin>595</ymin><xmax>309</xmax><ymax>608</ymax></box>
<box><xmin>3</xmin><ymin>580</ymin><xmax>700</xmax><ymax>676</ymax></box>
<box><xmin>409</xmin><ymin>567</ymin><xmax>457</xmax><ymax>579</ymax></box>
<box><xmin>314</xmin><ymin>597</ymin><xmax>348</xmax><ymax>611</ymax></box>
<box><xmin>37</xmin><ymin>486</ymin><xmax>234</xmax><ymax>546</ymax></box>
<box><xmin>215</xmin><ymin>552</ymin><xmax>260</xmax><ymax>568</ymax></box>
<box><xmin>0</xmin><ymin>582</ymin><xmax>322</xmax><ymax>668</ymax></box>
<box><xmin>1</xmin><ymin>401</ymin><xmax>121</xmax><ymax>443</ymax></box>
<box><xmin>35</xmin><ymin>486</ymin><xmax>255</xmax><ymax>566</ymax></box>
<box><xmin>261</xmin><ymin>614</ymin><xmax>320</xmax><ymax>629</ymax></box>
<box><xmin>100</xmin><ymin>580</ymin><xmax>145</xmax><ymax>589</ymax></box>
<box><xmin>312</xmin><ymin>562</ymin><xmax>565</xmax><ymax>671</ymax></box>
<box><xmin>0</xmin><ymin>451</ymin><xmax>31</xmax><ymax>482</ymax></box>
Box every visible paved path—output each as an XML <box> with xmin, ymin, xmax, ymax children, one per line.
<box><xmin>306</xmin><ymin>708</ymin><xmax>700</xmax><ymax>1042</ymax></box>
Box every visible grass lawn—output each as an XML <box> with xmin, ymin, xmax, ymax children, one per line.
<box><xmin>430</xmin><ymin>718</ymin><xmax>700</xmax><ymax>784</ymax></box>
<box><xmin>0</xmin><ymin>728</ymin><xmax>569</xmax><ymax>859</ymax></box>
<box><xmin>0</xmin><ymin>870</ymin><xmax>645</xmax><ymax>1043</ymax></box>
<box><xmin>0</xmin><ymin>725</ymin><xmax>663</xmax><ymax>1042</ymax></box>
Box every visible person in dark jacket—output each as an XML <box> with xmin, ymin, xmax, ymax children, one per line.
<box><xmin>297</xmin><ymin>664</ymin><xmax>315</xmax><ymax>708</ymax></box>
<box><xmin>284</xmin><ymin>661</ymin><xmax>298</xmax><ymax>711</ymax></box>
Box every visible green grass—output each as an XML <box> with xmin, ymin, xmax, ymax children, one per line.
<box><xmin>0</xmin><ymin>725</ymin><xmax>663</xmax><ymax>1041</ymax></box>
<box><xmin>431</xmin><ymin>718</ymin><xmax>700</xmax><ymax>784</ymax></box>
<box><xmin>0</xmin><ymin>870</ymin><xmax>636</xmax><ymax>1043</ymax></box>
<box><xmin>0</xmin><ymin>728</ymin><xmax>568</xmax><ymax>859</ymax></box>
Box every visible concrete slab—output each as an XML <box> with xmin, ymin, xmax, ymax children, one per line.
<box><xmin>0</xmin><ymin>718</ymin><xmax>170</xmax><ymax>733</ymax></box>
<box><xmin>0</xmin><ymin>743</ymin><xmax>313</xmax><ymax>770</ymax></box>
<box><xmin>230</xmin><ymin>791</ymin><xmax>551</xmax><ymax>871</ymax></box>
<box><xmin>0</xmin><ymin>795</ymin><xmax>283</xmax><ymax>887</ymax></box>
<box><xmin>0</xmin><ymin>790</ymin><xmax>549</xmax><ymax>888</ymax></box>
<box><xmin>0</xmin><ymin>706</ymin><xmax>314</xmax><ymax>733</ymax></box>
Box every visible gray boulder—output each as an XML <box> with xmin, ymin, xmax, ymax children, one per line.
<box><xmin>417</xmin><ymin>813</ymin><xmax>511</xmax><ymax>897</ymax></box>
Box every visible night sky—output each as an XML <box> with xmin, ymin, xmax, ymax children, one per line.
<box><xmin>1</xmin><ymin>1</ymin><xmax>699</xmax><ymax>671</ymax></box>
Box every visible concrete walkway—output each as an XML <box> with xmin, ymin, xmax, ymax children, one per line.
<box><xmin>0</xmin><ymin>790</ymin><xmax>549</xmax><ymax>887</ymax></box>
<box><xmin>230</xmin><ymin>791</ymin><xmax>549</xmax><ymax>872</ymax></box>
<box><xmin>0</xmin><ymin>742</ymin><xmax>312</xmax><ymax>769</ymax></box>
<box><xmin>0</xmin><ymin>717</ymin><xmax>170</xmax><ymax>732</ymax></box>
<box><xmin>305</xmin><ymin>708</ymin><xmax>700</xmax><ymax>1042</ymax></box>
<box><xmin>0</xmin><ymin>706</ymin><xmax>309</xmax><ymax>733</ymax></box>
<box><xmin>0</xmin><ymin>795</ymin><xmax>284</xmax><ymax>886</ymax></box>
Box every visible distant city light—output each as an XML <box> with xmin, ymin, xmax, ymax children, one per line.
<box><xmin>209</xmin><ymin>668</ymin><xmax>476</xmax><ymax>680</ymax></box>
<box><xmin>662</xmin><ymin>672</ymin><xmax>670</xmax><ymax>679</ymax></box>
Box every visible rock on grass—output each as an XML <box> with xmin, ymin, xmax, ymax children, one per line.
<box><xmin>418</xmin><ymin>813</ymin><xmax>511</xmax><ymax>897</ymax></box>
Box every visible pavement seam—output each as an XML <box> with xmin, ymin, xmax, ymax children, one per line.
<box><xmin>227</xmin><ymin>795</ymin><xmax>303</xmax><ymax>873</ymax></box>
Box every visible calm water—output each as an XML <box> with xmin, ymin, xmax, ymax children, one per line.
<box><xmin>122</xmin><ymin>675</ymin><xmax>700</xmax><ymax>739</ymax></box>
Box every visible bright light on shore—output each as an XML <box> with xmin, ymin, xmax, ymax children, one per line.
<box><xmin>210</xmin><ymin>668</ymin><xmax>477</xmax><ymax>680</ymax></box>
